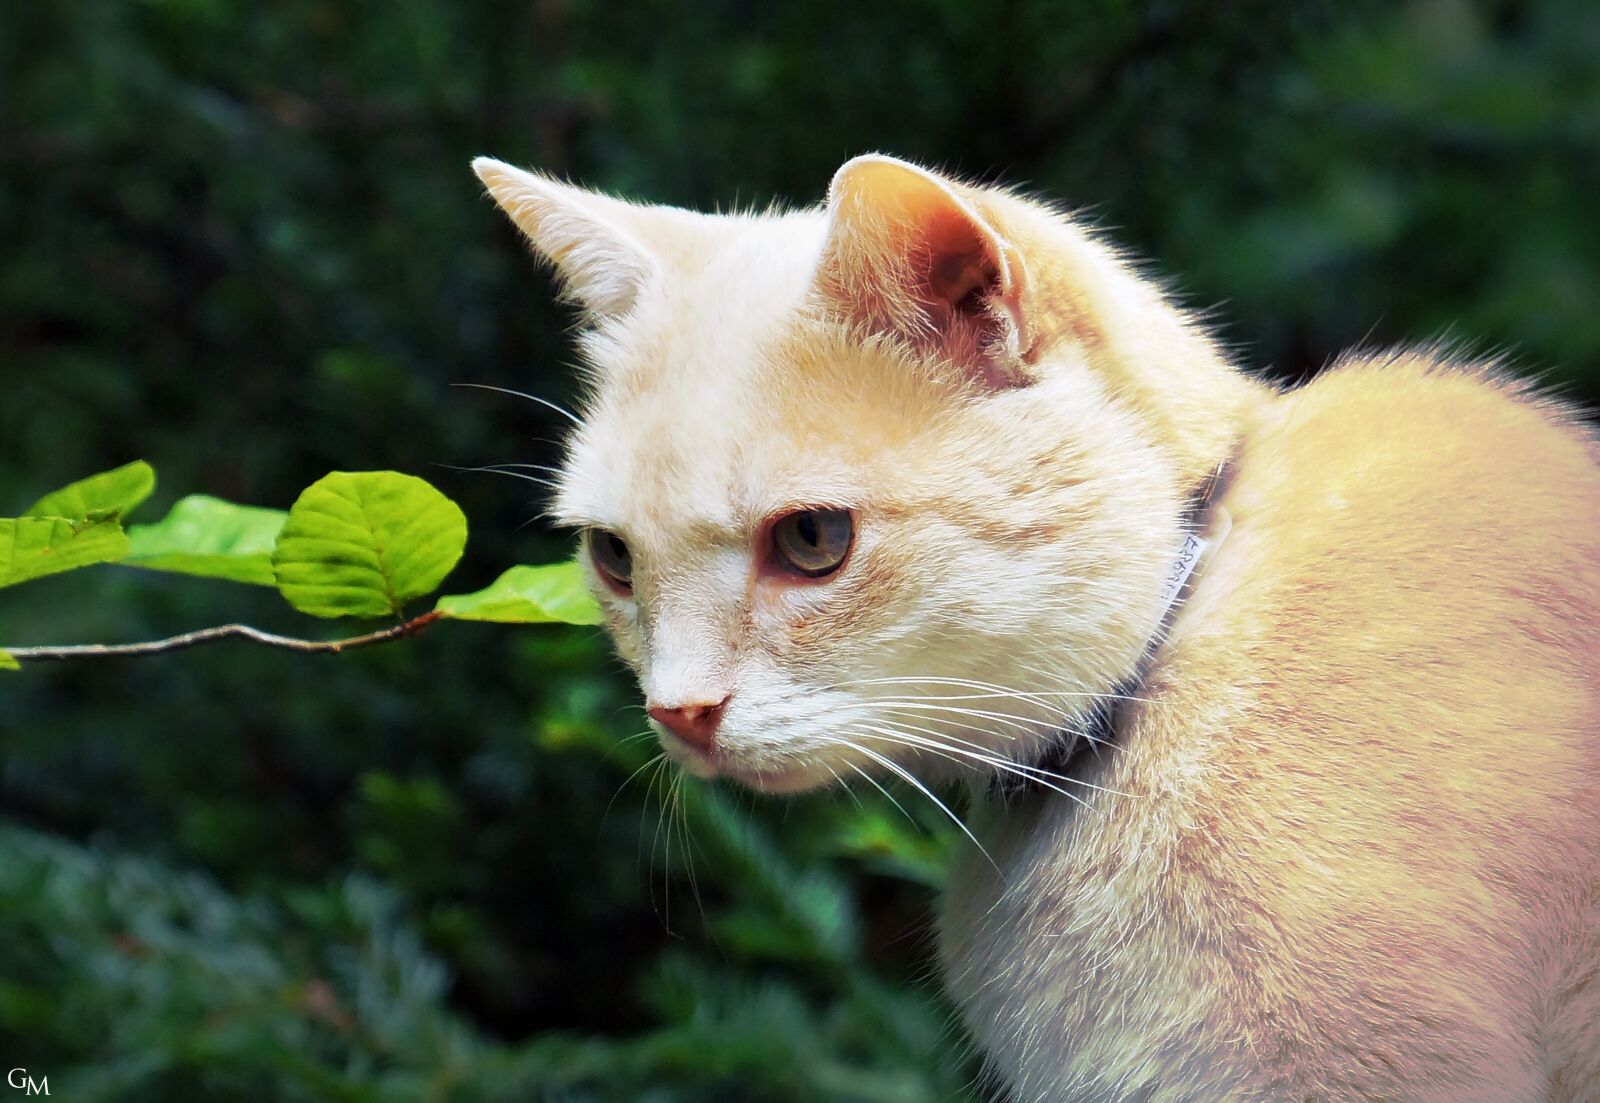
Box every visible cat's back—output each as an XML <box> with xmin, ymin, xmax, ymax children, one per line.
<box><xmin>1225</xmin><ymin>348</ymin><xmax>1600</xmax><ymax>733</ymax></box>
<box><xmin>1240</xmin><ymin>348</ymin><xmax>1600</xmax><ymax>578</ymax></box>
<box><xmin>1187</xmin><ymin>348</ymin><xmax>1600</xmax><ymax>1098</ymax></box>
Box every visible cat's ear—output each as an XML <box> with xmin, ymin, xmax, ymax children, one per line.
<box><xmin>818</xmin><ymin>154</ymin><xmax>1034</xmax><ymax>387</ymax></box>
<box><xmin>472</xmin><ymin>157</ymin><xmax>656</xmax><ymax>317</ymax></box>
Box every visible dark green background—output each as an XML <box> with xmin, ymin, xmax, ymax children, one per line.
<box><xmin>3</xmin><ymin>1</ymin><xmax>1597</xmax><ymax>1099</ymax></box>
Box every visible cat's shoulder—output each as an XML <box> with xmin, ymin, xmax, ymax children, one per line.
<box><xmin>1223</xmin><ymin>345</ymin><xmax>1600</xmax><ymax>590</ymax></box>
<box><xmin>1279</xmin><ymin>345</ymin><xmax>1597</xmax><ymax>463</ymax></box>
<box><xmin>1251</xmin><ymin>346</ymin><xmax>1599</xmax><ymax>501</ymax></box>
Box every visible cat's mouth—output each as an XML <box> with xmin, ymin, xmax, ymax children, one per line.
<box><xmin>663</xmin><ymin>739</ymin><xmax>834</xmax><ymax>794</ymax></box>
<box><xmin>717</xmin><ymin>760</ymin><xmax>832</xmax><ymax>794</ymax></box>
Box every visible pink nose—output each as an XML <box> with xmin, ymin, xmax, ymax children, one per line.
<box><xmin>648</xmin><ymin>695</ymin><xmax>730</xmax><ymax>752</ymax></box>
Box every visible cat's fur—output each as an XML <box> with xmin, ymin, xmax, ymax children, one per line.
<box><xmin>473</xmin><ymin>152</ymin><xmax>1600</xmax><ymax>1102</ymax></box>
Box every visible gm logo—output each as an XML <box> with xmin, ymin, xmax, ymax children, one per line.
<box><xmin>6</xmin><ymin>1071</ymin><xmax>47</xmax><ymax>1096</ymax></box>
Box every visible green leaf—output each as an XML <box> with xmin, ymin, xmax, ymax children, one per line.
<box><xmin>23</xmin><ymin>461</ymin><xmax>155</xmax><ymax>523</ymax></box>
<box><xmin>0</xmin><ymin>516</ymin><xmax>130</xmax><ymax>589</ymax></box>
<box><xmin>0</xmin><ymin>650</ymin><xmax>18</xmax><ymax>671</ymax></box>
<box><xmin>125</xmin><ymin>495</ymin><xmax>287</xmax><ymax>586</ymax></box>
<box><xmin>436</xmin><ymin>561</ymin><xmax>602</xmax><ymax>625</ymax></box>
<box><xmin>271</xmin><ymin>471</ymin><xmax>467</xmax><ymax>619</ymax></box>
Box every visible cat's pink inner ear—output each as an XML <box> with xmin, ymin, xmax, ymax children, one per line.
<box><xmin>820</xmin><ymin>155</ymin><xmax>1033</xmax><ymax>385</ymax></box>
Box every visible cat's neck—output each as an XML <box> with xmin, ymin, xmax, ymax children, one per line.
<box><xmin>991</xmin><ymin>455</ymin><xmax>1236</xmax><ymax>800</ymax></box>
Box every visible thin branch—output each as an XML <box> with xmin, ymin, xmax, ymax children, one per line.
<box><xmin>5</xmin><ymin>610</ymin><xmax>442</xmax><ymax>663</ymax></box>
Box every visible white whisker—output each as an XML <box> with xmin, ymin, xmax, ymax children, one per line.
<box><xmin>860</xmin><ymin>718</ymin><xmax>1128</xmax><ymax>801</ymax></box>
<box><xmin>434</xmin><ymin>462</ymin><xmax>561</xmax><ymax>490</ymax></box>
<box><xmin>452</xmin><ymin>381</ymin><xmax>582</xmax><ymax>425</ymax></box>
<box><xmin>837</xmin><ymin>738</ymin><xmax>997</xmax><ymax>871</ymax></box>
<box><xmin>853</xmin><ymin>723</ymin><xmax>1093</xmax><ymax>810</ymax></box>
<box><xmin>844</xmin><ymin>698</ymin><xmax>1058</xmax><ymax>737</ymax></box>
<box><xmin>671</xmin><ymin>772</ymin><xmax>709</xmax><ymax>933</ymax></box>
<box><xmin>605</xmin><ymin>746</ymin><xmax>666</xmax><ymax>825</ymax></box>
<box><xmin>843</xmin><ymin>758</ymin><xmax>920</xmax><ymax>829</ymax></box>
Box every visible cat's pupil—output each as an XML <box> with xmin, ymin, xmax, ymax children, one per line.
<box><xmin>796</xmin><ymin>513</ymin><xmax>819</xmax><ymax>547</ymax></box>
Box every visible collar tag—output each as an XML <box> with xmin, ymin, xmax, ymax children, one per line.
<box><xmin>1159</xmin><ymin>532</ymin><xmax>1210</xmax><ymax>613</ymax></box>
<box><xmin>1159</xmin><ymin>504</ymin><xmax>1232</xmax><ymax>620</ymax></box>
<box><xmin>987</xmin><ymin>483</ymin><xmax>1234</xmax><ymax>801</ymax></box>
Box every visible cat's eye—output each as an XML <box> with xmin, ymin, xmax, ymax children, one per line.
<box><xmin>588</xmin><ymin>529</ymin><xmax>634</xmax><ymax>594</ymax></box>
<box><xmin>770</xmin><ymin>509</ymin><xmax>854</xmax><ymax>579</ymax></box>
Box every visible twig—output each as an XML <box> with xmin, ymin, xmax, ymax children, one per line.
<box><xmin>5</xmin><ymin>610</ymin><xmax>442</xmax><ymax>663</ymax></box>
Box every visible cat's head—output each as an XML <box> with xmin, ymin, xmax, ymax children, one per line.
<box><xmin>474</xmin><ymin>154</ymin><xmax>1246</xmax><ymax>793</ymax></box>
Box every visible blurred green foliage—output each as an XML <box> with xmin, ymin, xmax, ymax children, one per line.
<box><xmin>2</xmin><ymin>0</ymin><xmax>1597</xmax><ymax>1099</ymax></box>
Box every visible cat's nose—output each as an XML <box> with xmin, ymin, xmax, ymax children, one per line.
<box><xmin>648</xmin><ymin>695</ymin><xmax>730</xmax><ymax>753</ymax></box>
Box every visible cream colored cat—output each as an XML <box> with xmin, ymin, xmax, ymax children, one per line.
<box><xmin>472</xmin><ymin>152</ymin><xmax>1600</xmax><ymax>1102</ymax></box>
